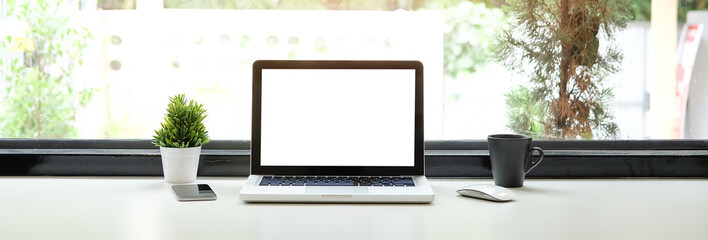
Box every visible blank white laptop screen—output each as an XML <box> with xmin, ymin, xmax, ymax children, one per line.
<box><xmin>260</xmin><ymin>69</ymin><xmax>416</xmax><ymax>167</ymax></box>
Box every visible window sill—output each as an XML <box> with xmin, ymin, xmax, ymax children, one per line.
<box><xmin>1</xmin><ymin>139</ymin><xmax>707</xmax><ymax>178</ymax></box>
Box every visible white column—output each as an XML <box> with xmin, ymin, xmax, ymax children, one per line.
<box><xmin>649</xmin><ymin>0</ymin><xmax>678</xmax><ymax>139</ymax></box>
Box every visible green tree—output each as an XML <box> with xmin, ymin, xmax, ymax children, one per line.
<box><xmin>493</xmin><ymin>0</ymin><xmax>630</xmax><ymax>139</ymax></box>
<box><xmin>0</xmin><ymin>0</ymin><xmax>95</xmax><ymax>138</ymax></box>
<box><xmin>504</xmin><ymin>85</ymin><xmax>546</xmax><ymax>138</ymax></box>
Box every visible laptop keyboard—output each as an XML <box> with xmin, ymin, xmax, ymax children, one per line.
<box><xmin>259</xmin><ymin>176</ymin><xmax>415</xmax><ymax>187</ymax></box>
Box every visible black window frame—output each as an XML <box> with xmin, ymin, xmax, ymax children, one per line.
<box><xmin>1</xmin><ymin>139</ymin><xmax>706</xmax><ymax>178</ymax></box>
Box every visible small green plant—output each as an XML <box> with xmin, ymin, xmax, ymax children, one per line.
<box><xmin>152</xmin><ymin>94</ymin><xmax>210</xmax><ymax>148</ymax></box>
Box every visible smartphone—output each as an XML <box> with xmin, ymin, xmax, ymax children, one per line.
<box><xmin>172</xmin><ymin>184</ymin><xmax>217</xmax><ymax>201</ymax></box>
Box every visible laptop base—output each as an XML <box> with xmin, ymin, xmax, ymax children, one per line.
<box><xmin>240</xmin><ymin>175</ymin><xmax>434</xmax><ymax>203</ymax></box>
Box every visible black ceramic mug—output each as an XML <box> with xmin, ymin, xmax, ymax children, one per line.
<box><xmin>488</xmin><ymin>134</ymin><xmax>544</xmax><ymax>188</ymax></box>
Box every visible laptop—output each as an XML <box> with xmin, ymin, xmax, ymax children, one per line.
<box><xmin>239</xmin><ymin>60</ymin><xmax>434</xmax><ymax>203</ymax></box>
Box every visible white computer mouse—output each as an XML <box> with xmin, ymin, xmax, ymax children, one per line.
<box><xmin>456</xmin><ymin>184</ymin><xmax>516</xmax><ymax>202</ymax></box>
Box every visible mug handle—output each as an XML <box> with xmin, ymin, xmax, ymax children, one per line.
<box><xmin>525</xmin><ymin>147</ymin><xmax>544</xmax><ymax>174</ymax></box>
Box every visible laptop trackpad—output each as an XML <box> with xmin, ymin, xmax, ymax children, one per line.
<box><xmin>306</xmin><ymin>187</ymin><xmax>369</xmax><ymax>195</ymax></box>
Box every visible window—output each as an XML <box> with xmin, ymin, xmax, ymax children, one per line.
<box><xmin>1</xmin><ymin>1</ymin><xmax>706</xmax><ymax>177</ymax></box>
<box><xmin>1</xmin><ymin>0</ymin><xmax>707</xmax><ymax>140</ymax></box>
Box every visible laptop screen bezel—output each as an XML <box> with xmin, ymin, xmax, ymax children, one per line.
<box><xmin>251</xmin><ymin>60</ymin><xmax>424</xmax><ymax>176</ymax></box>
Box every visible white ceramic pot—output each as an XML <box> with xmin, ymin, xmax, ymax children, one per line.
<box><xmin>159</xmin><ymin>146</ymin><xmax>201</xmax><ymax>184</ymax></box>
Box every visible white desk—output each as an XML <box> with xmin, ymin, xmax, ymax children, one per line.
<box><xmin>1</xmin><ymin>177</ymin><xmax>706</xmax><ymax>240</ymax></box>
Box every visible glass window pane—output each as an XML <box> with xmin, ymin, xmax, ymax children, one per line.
<box><xmin>1</xmin><ymin>0</ymin><xmax>706</xmax><ymax>140</ymax></box>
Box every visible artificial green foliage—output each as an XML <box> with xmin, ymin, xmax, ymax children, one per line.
<box><xmin>0</xmin><ymin>0</ymin><xmax>95</xmax><ymax>138</ymax></box>
<box><xmin>493</xmin><ymin>0</ymin><xmax>630</xmax><ymax>139</ymax></box>
<box><xmin>152</xmin><ymin>94</ymin><xmax>210</xmax><ymax>148</ymax></box>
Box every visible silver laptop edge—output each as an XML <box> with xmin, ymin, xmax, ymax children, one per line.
<box><xmin>240</xmin><ymin>175</ymin><xmax>434</xmax><ymax>203</ymax></box>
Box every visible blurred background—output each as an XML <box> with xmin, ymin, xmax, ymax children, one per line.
<box><xmin>1</xmin><ymin>0</ymin><xmax>706</xmax><ymax>140</ymax></box>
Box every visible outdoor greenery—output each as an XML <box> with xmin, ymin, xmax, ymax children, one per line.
<box><xmin>161</xmin><ymin>0</ymin><xmax>502</xmax><ymax>11</ymax></box>
<box><xmin>159</xmin><ymin>0</ymin><xmax>705</xmax><ymax>22</ymax></box>
<box><xmin>630</xmin><ymin>0</ymin><xmax>708</xmax><ymax>21</ymax></box>
<box><xmin>0</xmin><ymin>0</ymin><xmax>95</xmax><ymax>138</ymax></box>
<box><xmin>163</xmin><ymin>0</ymin><xmax>424</xmax><ymax>10</ymax></box>
<box><xmin>3</xmin><ymin>0</ymin><xmax>701</xmax><ymax>140</ymax></box>
<box><xmin>444</xmin><ymin>1</ymin><xmax>505</xmax><ymax>79</ymax></box>
<box><xmin>504</xmin><ymin>85</ymin><xmax>546</xmax><ymax>138</ymax></box>
<box><xmin>678</xmin><ymin>0</ymin><xmax>708</xmax><ymax>21</ymax></box>
<box><xmin>153</xmin><ymin>94</ymin><xmax>210</xmax><ymax>148</ymax></box>
<box><xmin>493</xmin><ymin>0</ymin><xmax>631</xmax><ymax>139</ymax></box>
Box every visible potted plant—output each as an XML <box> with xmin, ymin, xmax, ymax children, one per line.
<box><xmin>152</xmin><ymin>94</ymin><xmax>210</xmax><ymax>183</ymax></box>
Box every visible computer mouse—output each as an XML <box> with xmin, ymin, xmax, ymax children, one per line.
<box><xmin>456</xmin><ymin>184</ymin><xmax>516</xmax><ymax>202</ymax></box>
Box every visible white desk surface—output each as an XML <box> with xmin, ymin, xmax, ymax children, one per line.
<box><xmin>1</xmin><ymin>177</ymin><xmax>706</xmax><ymax>240</ymax></box>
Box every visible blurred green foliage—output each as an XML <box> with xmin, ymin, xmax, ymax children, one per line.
<box><xmin>443</xmin><ymin>1</ymin><xmax>505</xmax><ymax>79</ymax></box>
<box><xmin>504</xmin><ymin>85</ymin><xmax>546</xmax><ymax>139</ymax></box>
<box><xmin>161</xmin><ymin>0</ymin><xmax>502</xmax><ymax>11</ymax></box>
<box><xmin>97</xmin><ymin>0</ymin><xmax>136</xmax><ymax>10</ymax></box>
<box><xmin>630</xmin><ymin>0</ymin><xmax>708</xmax><ymax>21</ymax></box>
<box><xmin>160</xmin><ymin>0</ymin><xmax>706</xmax><ymax>22</ymax></box>
<box><xmin>0</xmin><ymin>0</ymin><xmax>95</xmax><ymax>138</ymax></box>
<box><xmin>14</xmin><ymin>0</ymin><xmax>694</xmax><ymax>140</ymax></box>
<box><xmin>163</xmin><ymin>0</ymin><xmax>419</xmax><ymax>10</ymax></box>
<box><xmin>630</xmin><ymin>0</ymin><xmax>652</xmax><ymax>21</ymax></box>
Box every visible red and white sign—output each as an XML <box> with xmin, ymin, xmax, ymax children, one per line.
<box><xmin>673</xmin><ymin>24</ymin><xmax>704</xmax><ymax>139</ymax></box>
